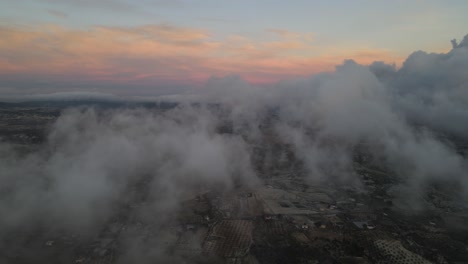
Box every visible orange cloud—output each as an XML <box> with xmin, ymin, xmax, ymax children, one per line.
<box><xmin>0</xmin><ymin>24</ymin><xmax>404</xmax><ymax>86</ymax></box>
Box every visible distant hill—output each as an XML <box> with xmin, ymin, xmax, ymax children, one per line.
<box><xmin>0</xmin><ymin>100</ymin><xmax>178</xmax><ymax>110</ymax></box>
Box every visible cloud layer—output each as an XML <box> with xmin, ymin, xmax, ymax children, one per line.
<box><xmin>0</xmin><ymin>34</ymin><xmax>467</xmax><ymax>263</ymax></box>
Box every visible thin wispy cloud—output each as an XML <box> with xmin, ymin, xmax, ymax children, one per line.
<box><xmin>0</xmin><ymin>23</ymin><xmax>401</xmax><ymax>93</ymax></box>
<box><xmin>47</xmin><ymin>9</ymin><xmax>68</xmax><ymax>19</ymax></box>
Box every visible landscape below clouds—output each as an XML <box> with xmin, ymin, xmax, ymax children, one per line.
<box><xmin>0</xmin><ymin>34</ymin><xmax>467</xmax><ymax>263</ymax></box>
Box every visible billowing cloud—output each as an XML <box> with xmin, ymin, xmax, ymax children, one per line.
<box><xmin>184</xmin><ymin>36</ymin><xmax>468</xmax><ymax>210</ymax></box>
<box><xmin>373</xmin><ymin>35</ymin><xmax>468</xmax><ymax>139</ymax></box>
<box><xmin>0</xmin><ymin>106</ymin><xmax>258</xmax><ymax>232</ymax></box>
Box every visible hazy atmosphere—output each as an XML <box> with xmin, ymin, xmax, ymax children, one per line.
<box><xmin>1</xmin><ymin>1</ymin><xmax>467</xmax><ymax>264</ymax></box>
<box><xmin>1</xmin><ymin>0</ymin><xmax>468</xmax><ymax>97</ymax></box>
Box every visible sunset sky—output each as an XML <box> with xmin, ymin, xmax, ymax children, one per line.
<box><xmin>1</xmin><ymin>0</ymin><xmax>467</xmax><ymax>98</ymax></box>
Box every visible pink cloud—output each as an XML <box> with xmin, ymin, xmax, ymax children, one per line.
<box><xmin>0</xmin><ymin>24</ymin><xmax>404</xmax><ymax>86</ymax></box>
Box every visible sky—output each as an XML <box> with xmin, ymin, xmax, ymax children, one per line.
<box><xmin>0</xmin><ymin>0</ymin><xmax>467</xmax><ymax>98</ymax></box>
<box><xmin>1</xmin><ymin>2</ymin><xmax>468</xmax><ymax>259</ymax></box>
